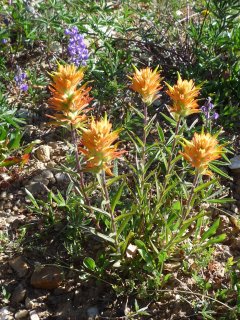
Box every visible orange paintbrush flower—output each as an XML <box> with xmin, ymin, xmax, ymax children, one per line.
<box><xmin>129</xmin><ymin>66</ymin><xmax>163</xmax><ymax>106</ymax></box>
<box><xmin>180</xmin><ymin>132</ymin><xmax>223</xmax><ymax>175</ymax></box>
<box><xmin>48</xmin><ymin>64</ymin><xmax>92</xmax><ymax>127</ymax></box>
<box><xmin>165</xmin><ymin>73</ymin><xmax>201</xmax><ymax>118</ymax></box>
<box><xmin>79</xmin><ymin>116</ymin><xmax>125</xmax><ymax>175</ymax></box>
<box><xmin>50</xmin><ymin>64</ymin><xmax>85</xmax><ymax>94</ymax></box>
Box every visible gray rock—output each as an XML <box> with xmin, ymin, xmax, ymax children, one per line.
<box><xmin>0</xmin><ymin>191</ymin><xmax>7</xmax><ymax>199</ymax></box>
<box><xmin>15</xmin><ymin>310</ymin><xmax>28</xmax><ymax>319</ymax></box>
<box><xmin>25</xmin><ymin>297</ymin><xmax>34</xmax><ymax>310</ymax></box>
<box><xmin>87</xmin><ymin>306</ymin><xmax>99</xmax><ymax>319</ymax></box>
<box><xmin>55</xmin><ymin>172</ymin><xmax>70</xmax><ymax>185</ymax></box>
<box><xmin>29</xmin><ymin>310</ymin><xmax>40</xmax><ymax>320</ymax></box>
<box><xmin>9</xmin><ymin>256</ymin><xmax>29</xmax><ymax>278</ymax></box>
<box><xmin>35</xmin><ymin>145</ymin><xmax>51</xmax><ymax>162</ymax></box>
<box><xmin>41</xmin><ymin>170</ymin><xmax>55</xmax><ymax>183</ymax></box>
<box><xmin>229</xmin><ymin>155</ymin><xmax>240</xmax><ymax>173</ymax></box>
<box><xmin>25</xmin><ymin>182</ymin><xmax>49</xmax><ymax>195</ymax></box>
<box><xmin>10</xmin><ymin>283</ymin><xmax>26</xmax><ymax>306</ymax></box>
<box><xmin>0</xmin><ymin>307</ymin><xmax>12</xmax><ymax>320</ymax></box>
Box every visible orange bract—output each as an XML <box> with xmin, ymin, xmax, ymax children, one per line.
<box><xmin>79</xmin><ymin>116</ymin><xmax>125</xmax><ymax>175</ymax></box>
<box><xmin>50</xmin><ymin>64</ymin><xmax>85</xmax><ymax>93</ymax></box>
<box><xmin>180</xmin><ymin>132</ymin><xmax>223</xmax><ymax>175</ymax></box>
<box><xmin>48</xmin><ymin>64</ymin><xmax>92</xmax><ymax>128</ymax></box>
<box><xmin>165</xmin><ymin>73</ymin><xmax>201</xmax><ymax>118</ymax></box>
<box><xmin>129</xmin><ymin>66</ymin><xmax>163</xmax><ymax>106</ymax></box>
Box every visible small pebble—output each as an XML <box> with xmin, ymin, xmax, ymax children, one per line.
<box><xmin>29</xmin><ymin>310</ymin><xmax>40</xmax><ymax>320</ymax></box>
<box><xmin>15</xmin><ymin>309</ymin><xmax>28</xmax><ymax>319</ymax></box>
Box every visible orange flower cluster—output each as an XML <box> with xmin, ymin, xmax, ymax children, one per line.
<box><xmin>165</xmin><ymin>73</ymin><xmax>201</xmax><ymax>118</ymax></box>
<box><xmin>180</xmin><ymin>132</ymin><xmax>223</xmax><ymax>175</ymax></box>
<box><xmin>48</xmin><ymin>64</ymin><xmax>92</xmax><ymax>128</ymax></box>
<box><xmin>48</xmin><ymin>64</ymin><xmax>125</xmax><ymax>175</ymax></box>
<box><xmin>79</xmin><ymin>116</ymin><xmax>125</xmax><ymax>175</ymax></box>
<box><xmin>129</xmin><ymin>66</ymin><xmax>163</xmax><ymax>106</ymax></box>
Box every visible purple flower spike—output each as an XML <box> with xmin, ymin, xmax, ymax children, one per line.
<box><xmin>15</xmin><ymin>68</ymin><xmax>28</xmax><ymax>92</ymax></box>
<box><xmin>65</xmin><ymin>26</ymin><xmax>89</xmax><ymax>67</ymax></box>
<box><xmin>19</xmin><ymin>83</ymin><xmax>28</xmax><ymax>91</ymax></box>
<box><xmin>201</xmin><ymin>97</ymin><xmax>219</xmax><ymax>122</ymax></box>
<box><xmin>212</xmin><ymin>112</ymin><xmax>219</xmax><ymax>120</ymax></box>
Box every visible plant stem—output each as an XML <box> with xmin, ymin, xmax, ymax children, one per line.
<box><xmin>70</xmin><ymin>124</ymin><xmax>90</xmax><ymax>206</ymax></box>
<box><xmin>154</xmin><ymin>117</ymin><xmax>182</xmax><ymax>216</ymax></box>
<box><xmin>101</xmin><ymin>170</ymin><xmax>119</xmax><ymax>249</ymax></box>
<box><xmin>182</xmin><ymin>170</ymin><xmax>200</xmax><ymax>221</ymax></box>
<box><xmin>142</xmin><ymin>102</ymin><xmax>148</xmax><ymax>164</ymax></box>
<box><xmin>139</xmin><ymin>103</ymin><xmax>148</xmax><ymax>235</ymax></box>
<box><xmin>164</xmin><ymin>170</ymin><xmax>200</xmax><ymax>251</ymax></box>
<box><xmin>164</xmin><ymin>117</ymin><xmax>181</xmax><ymax>180</ymax></box>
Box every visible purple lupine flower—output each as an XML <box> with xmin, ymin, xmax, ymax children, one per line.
<box><xmin>201</xmin><ymin>97</ymin><xmax>219</xmax><ymax>121</ymax></box>
<box><xmin>14</xmin><ymin>68</ymin><xmax>28</xmax><ymax>92</ymax></box>
<box><xmin>65</xmin><ymin>26</ymin><xmax>89</xmax><ymax>67</ymax></box>
<box><xmin>1</xmin><ymin>39</ymin><xmax>8</xmax><ymax>44</ymax></box>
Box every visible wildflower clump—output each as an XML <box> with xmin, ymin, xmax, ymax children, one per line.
<box><xmin>65</xmin><ymin>26</ymin><xmax>89</xmax><ymax>67</ymax></box>
<box><xmin>129</xmin><ymin>66</ymin><xmax>163</xmax><ymax>106</ymax></box>
<box><xmin>165</xmin><ymin>73</ymin><xmax>201</xmax><ymax>118</ymax></box>
<box><xmin>180</xmin><ymin>132</ymin><xmax>223</xmax><ymax>175</ymax></box>
<box><xmin>48</xmin><ymin>64</ymin><xmax>92</xmax><ymax>128</ymax></box>
<box><xmin>79</xmin><ymin>115</ymin><xmax>125</xmax><ymax>175</ymax></box>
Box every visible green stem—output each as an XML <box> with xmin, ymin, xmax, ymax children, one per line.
<box><xmin>101</xmin><ymin>170</ymin><xmax>119</xmax><ymax>249</ymax></box>
<box><xmin>153</xmin><ymin>117</ymin><xmax>182</xmax><ymax>219</ymax></box>
<box><xmin>139</xmin><ymin>103</ymin><xmax>148</xmax><ymax>235</ymax></box>
<box><xmin>164</xmin><ymin>170</ymin><xmax>200</xmax><ymax>251</ymax></box>
<box><xmin>182</xmin><ymin>170</ymin><xmax>200</xmax><ymax>221</ymax></box>
<box><xmin>70</xmin><ymin>124</ymin><xmax>90</xmax><ymax>206</ymax></box>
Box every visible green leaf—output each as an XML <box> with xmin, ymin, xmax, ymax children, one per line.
<box><xmin>83</xmin><ymin>257</ymin><xmax>96</xmax><ymax>271</ymax></box>
<box><xmin>194</xmin><ymin>179</ymin><xmax>217</xmax><ymax>193</ymax></box>
<box><xmin>203</xmin><ymin>234</ymin><xmax>226</xmax><ymax>248</ymax></box>
<box><xmin>25</xmin><ymin>189</ymin><xmax>39</xmax><ymax>209</ymax></box>
<box><xmin>201</xmin><ymin>218</ymin><xmax>220</xmax><ymax>242</ymax></box>
<box><xmin>156</xmin><ymin>122</ymin><xmax>165</xmax><ymax>142</ymax></box>
<box><xmin>206</xmin><ymin>198</ymin><xmax>235</xmax><ymax>204</ymax></box>
<box><xmin>160</xmin><ymin>112</ymin><xmax>177</xmax><ymax>127</ymax></box>
<box><xmin>82</xmin><ymin>226</ymin><xmax>115</xmax><ymax>244</ymax></box>
<box><xmin>208</xmin><ymin>163</ymin><xmax>233</xmax><ymax>180</ymax></box>
<box><xmin>129</xmin><ymin>104</ymin><xmax>144</xmax><ymax>119</ymax></box>
<box><xmin>111</xmin><ymin>181</ymin><xmax>125</xmax><ymax>211</ymax></box>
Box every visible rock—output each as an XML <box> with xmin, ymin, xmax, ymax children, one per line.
<box><xmin>31</xmin><ymin>265</ymin><xmax>63</xmax><ymax>289</ymax></box>
<box><xmin>41</xmin><ymin>170</ymin><xmax>55</xmax><ymax>183</ymax></box>
<box><xmin>15</xmin><ymin>310</ymin><xmax>28</xmax><ymax>319</ymax></box>
<box><xmin>29</xmin><ymin>311</ymin><xmax>39</xmax><ymax>320</ymax></box>
<box><xmin>10</xmin><ymin>283</ymin><xmax>26</xmax><ymax>306</ymax></box>
<box><xmin>229</xmin><ymin>155</ymin><xmax>240</xmax><ymax>173</ymax></box>
<box><xmin>231</xmin><ymin>204</ymin><xmax>239</xmax><ymax>214</ymax></box>
<box><xmin>6</xmin><ymin>215</ymin><xmax>26</xmax><ymax>228</ymax></box>
<box><xmin>55</xmin><ymin>172</ymin><xmax>70</xmax><ymax>185</ymax></box>
<box><xmin>25</xmin><ymin>181</ymin><xmax>49</xmax><ymax>196</ymax></box>
<box><xmin>9</xmin><ymin>256</ymin><xmax>29</xmax><ymax>278</ymax></box>
<box><xmin>87</xmin><ymin>306</ymin><xmax>99</xmax><ymax>319</ymax></box>
<box><xmin>0</xmin><ymin>307</ymin><xmax>12</xmax><ymax>320</ymax></box>
<box><xmin>25</xmin><ymin>297</ymin><xmax>34</xmax><ymax>309</ymax></box>
<box><xmin>0</xmin><ymin>191</ymin><xmax>7</xmax><ymax>199</ymax></box>
<box><xmin>46</xmin><ymin>161</ymin><xmax>56</xmax><ymax>169</ymax></box>
<box><xmin>35</xmin><ymin>145</ymin><xmax>51</xmax><ymax>162</ymax></box>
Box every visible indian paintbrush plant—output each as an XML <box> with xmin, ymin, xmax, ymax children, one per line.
<box><xmin>29</xmin><ymin>62</ymin><xmax>231</xmax><ymax>297</ymax></box>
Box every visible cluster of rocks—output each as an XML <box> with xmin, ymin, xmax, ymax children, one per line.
<box><xmin>0</xmin><ymin>255</ymin><xmax>103</xmax><ymax>320</ymax></box>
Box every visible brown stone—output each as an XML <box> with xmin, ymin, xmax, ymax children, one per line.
<box><xmin>30</xmin><ymin>265</ymin><xmax>63</xmax><ymax>289</ymax></box>
<box><xmin>9</xmin><ymin>256</ymin><xmax>29</xmax><ymax>278</ymax></box>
